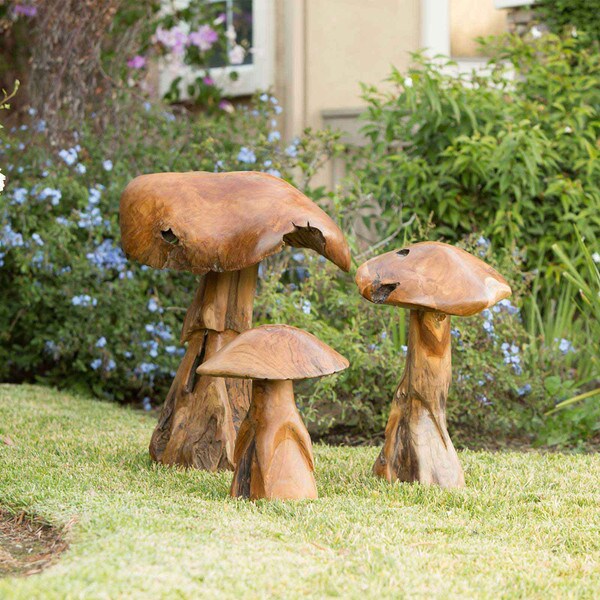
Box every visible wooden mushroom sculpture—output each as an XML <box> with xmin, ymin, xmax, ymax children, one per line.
<box><xmin>119</xmin><ymin>172</ymin><xmax>350</xmax><ymax>471</ymax></box>
<box><xmin>355</xmin><ymin>242</ymin><xmax>511</xmax><ymax>488</ymax></box>
<box><xmin>196</xmin><ymin>325</ymin><xmax>349</xmax><ymax>500</ymax></box>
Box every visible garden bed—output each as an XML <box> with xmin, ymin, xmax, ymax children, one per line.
<box><xmin>0</xmin><ymin>510</ymin><xmax>68</xmax><ymax>578</ymax></box>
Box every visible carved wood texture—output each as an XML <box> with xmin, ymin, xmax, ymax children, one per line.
<box><xmin>149</xmin><ymin>265</ymin><xmax>258</xmax><ymax>470</ymax></box>
<box><xmin>230</xmin><ymin>380</ymin><xmax>317</xmax><ymax>500</ymax></box>
<box><xmin>373</xmin><ymin>310</ymin><xmax>465</xmax><ymax>488</ymax></box>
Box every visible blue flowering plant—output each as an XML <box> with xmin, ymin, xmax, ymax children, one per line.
<box><xmin>0</xmin><ymin>92</ymin><xmax>340</xmax><ymax>405</ymax></box>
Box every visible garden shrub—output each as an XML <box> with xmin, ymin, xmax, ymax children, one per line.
<box><xmin>254</xmin><ymin>235</ymin><xmax>571</xmax><ymax>445</ymax></box>
<box><xmin>534</xmin><ymin>0</ymin><xmax>600</xmax><ymax>42</ymax></box>
<box><xmin>350</xmin><ymin>32</ymin><xmax>600</xmax><ymax>296</ymax></box>
<box><xmin>0</xmin><ymin>94</ymin><xmax>341</xmax><ymax>406</ymax></box>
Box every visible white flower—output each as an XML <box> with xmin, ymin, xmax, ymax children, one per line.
<box><xmin>225</xmin><ymin>25</ymin><xmax>236</xmax><ymax>42</ymax></box>
<box><xmin>228</xmin><ymin>44</ymin><xmax>245</xmax><ymax>65</ymax></box>
<box><xmin>103</xmin><ymin>160</ymin><xmax>113</xmax><ymax>172</ymax></box>
<box><xmin>564</xmin><ymin>126</ymin><xmax>572</xmax><ymax>134</ymax></box>
<box><xmin>592</xmin><ymin>252</ymin><xmax>600</xmax><ymax>264</ymax></box>
<box><xmin>404</xmin><ymin>76</ymin><xmax>413</xmax><ymax>88</ymax></box>
<box><xmin>0</xmin><ymin>171</ymin><xmax>5</xmax><ymax>192</ymax></box>
<box><xmin>531</xmin><ymin>26</ymin><xmax>542</xmax><ymax>39</ymax></box>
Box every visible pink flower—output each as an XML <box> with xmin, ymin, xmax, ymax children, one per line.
<box><xmin>219</xmin><ymin>100</ymin><xmax>234</xmax><ymax>113</ymax></box>
<box><xmin>203</xmin><ymin>76</ymin><xmax>215</xmax><ymax>86</ymax></box>
<box><xmin>188</xmin><ymin>25</ymin><xmax>218</xmax><ymax>51</ymax></box>
<box><xmin>14</xmin><ymin>4</ymin><xmax>37</xmax><ymax>16</ymax></box>
<box><xmin>127</xmin><ymin>55</ymin><xmax>146</xmax><ymax>69</ymax></box>
<box><xmin>153</xmin><ymin>26</ymin><xmax>187</xmax><ymax>57</ymax></box>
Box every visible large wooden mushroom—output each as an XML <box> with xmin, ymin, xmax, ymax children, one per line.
<box><xmin>119</xmin><ymin>172</ymin><xmax>350</xmax><ymax>471</ymax></box>
<box><xmin>355</xmin><ymin>242</ymin><xmax>511</xmax><ymax>488</ymax></box>
<box><xmin>197</xmin><ymin>324</ymin><xmax>349</xmax><ymax>500</ymax></box>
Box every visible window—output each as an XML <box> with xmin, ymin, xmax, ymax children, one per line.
<box><xmin>158</xmin><ymin>0</ymin><xmax>274</xmax><ymax>98</ymax></box>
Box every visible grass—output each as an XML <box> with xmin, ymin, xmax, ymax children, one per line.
<box><xmin>0</xmin><ymin>384</ymin><xmax>599</xmax><ymax>599</ymax></box>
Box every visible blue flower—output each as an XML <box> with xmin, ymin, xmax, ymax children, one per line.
<box><xmin>75</xmin><ymin>163</ymin><xmax>87</xmax><ymax>174</ymax></box>
<box><xmin>102</xmin><ymin>160</ymin><xmax>113</xmax><ymax>172</ymax></box>
<box><xmin>78</xmin><ymin>207</ymin><xmax>102</xmax><ymax>229</ymax></box>
<box><xmin>301</xmin><ymin>300</ymin><xmax>311</xmax><ymax>314</ymax></box>
<box><xmin>493</xmin><ymin>298</ymin><xmax>519</xmax><ymax>315</ymax></box>
<box><xmin>556</xmin><ymin>338</ymin><xmax>575</xmax><ymax>355</ymax></box>
<box><xmin>237</xmin><ymin>147</ymin><xmax>256</xmax><ymax>164</ymax></box>
<box><xmin>88</xmin><ymin>187</ymin><xmax>102</xmax><ymax>205</ymax></box>
<box><xmin>12</xmin><ymin>187</ymin><xmax>28</xmax><ymax>205</ymax></box>
<box><xmin>96</xmin><ymin>337</ymin><xmax>107</xmax><ymax>348</ymax></box>
<box><xmin>145</xmin><ymin>322</ymin><xmax>173</xmax><ymax>341</ymax></box>
<box><xmin>147</xmin><ymin>298</ymin><xmax>159</xmax><ymax>313</ymax></box>
<box><xmin>165</xmin><ymin>345</ymin><xmax>177</xmax><ymax>355</ymax></box>
<box><xmin>285</xmin><ymin>143</ymin><xmax>298</xmax><ymax>158</ymax></box>
<box><xmin>259</xmin><ymin>93</ymin><xmax>269</xmax><ymax>102</ymax></box>
<box><xmin>138</xmin><ymin>362</ymin><xmax>158</xmax><ymax>374</ymax></box>
<box><xmin>86</xmin><ymin>239</ymin><xmax>127</xmax><ymax>271</ymax></box>
<box><xmin>58</xmin><ymin>147</ymin><xmax>79</xmax><ymax>166</ymax></box>
<box><xmin>55</xmin><ymin>216</ymin><xmax>70</xmax><ymax>226</ymax></box>
<box><xmin>106</xmin><ymin>359</ymin><xmax>116</xmax><ymax>371</ymax></box>
<box><xmin>71</xmin><ymin>294</ymin><xmax>97</xmax><ymax>307</ymax></box>
<box><xmin>1</xmin><ymin>224</ymin><xmax>24</xmax><ymax>248</ymax></box>
<box><xmin>142</xmin><ymin>397</ymin><xmax>152</xmax><ymax>411</ymax></box>
<box><xmin>31</xmin><ymin>251</ymin><xmax>44</xmax><ymax>265</ymax></box>
<box><xmin>268</xmin><ymin>131</ymin><xmax>281</xmax><ymax>142</ymax></box>
<box><xmin>517</xmin><ymin>383</ymin><xmax>532</xmax><ymax>397</ymax></box>
<box><xmin>477</xmin><ymin>394</ymin><xmax>492</xmax><ymax>406</ymax></box>
<box><xmin>31</xmin><ymin>233</ymin><xmax>44</xmax><ymax>246</ymax></box>
<box><xmin>90</xmin><ymin>358</ymin><xmax>102</xmax><ymax>370</ymax></box>
<box><xmin>266</xmin><ymin>169</ymin><xmax>281</xmax><ymax>178</ymax></box>
<box><xmin>39</xmin><ymin>187</ymin><xmax>62</xmax><ymax>206</ymax></box>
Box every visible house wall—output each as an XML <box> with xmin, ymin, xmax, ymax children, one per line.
<box><xmin>450</xmin><ymin>0</ymin><xmax>507</xmax><ymax>57</ymax></box>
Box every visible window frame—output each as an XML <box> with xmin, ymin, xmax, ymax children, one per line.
<box><xmin>158</xmin><ymin>0</ymin><xmax>275</xmax><ymax>98</ymax></box>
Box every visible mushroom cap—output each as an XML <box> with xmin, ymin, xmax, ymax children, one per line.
<box><xmin>355</xmin><ymin>241</ymin><xmax>511</xmax><ymax>317</ymax></box>
<box><xmin>119</xmin><ymin>171</ymin><xmax>351</xmax><ymax>275</ymax></box>
<box><xmin>196</xmin><ymin>324</ymin><xmax>349</xmax><ymax>381</ymax></box>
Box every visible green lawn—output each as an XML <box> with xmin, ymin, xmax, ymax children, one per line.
<box><xmin>0</xmin><ymin>384</ymin><xmax>599</xmax><ymax>599</ymax></box>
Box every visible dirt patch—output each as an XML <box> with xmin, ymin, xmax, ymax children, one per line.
<box><xmin>0</xmin><ymin>510</ymin><xmax>69</xmax><ymax>578</ymax></box>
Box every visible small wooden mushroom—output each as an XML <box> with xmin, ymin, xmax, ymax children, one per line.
<box><xmin>196</xmin><ymin>324</ymin><xmax>349</xmax><ymax>500</ymax></box>
<box><xmin>355</xmin><ymin>242</ymin><xmax>512</xmax><ymax>488</ymax></box>
<box><xmin>119</xmin><ymin>172</ymin><xmax>350</xmax><ymax>471</ymax></box>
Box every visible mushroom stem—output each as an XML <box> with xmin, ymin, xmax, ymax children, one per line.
<box><xmin>149</xmin><ymin>265</ymin><xmax>258</xmax><ymax>470</ymax></box>
<box><xmin>231</xmin><ymin>380</ymin><xmax>317</xmax><ymax>500</ymax></box>
<box><xmin>373</xmin><ymin>309</ymin><xmax>465</xmax><ymax>488</ymax></box>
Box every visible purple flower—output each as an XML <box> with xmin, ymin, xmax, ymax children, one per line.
<box><xmin>188</xmin><ymin>25</ymin><xmax>218</xmax><ymax>51</ymax></box>
<box><xmin>219</xmin><ymin>100</ymin><xmax>234</xmax><ymax>113</ymax></box>
<box><xmin>203</xmin><ymin>76</ymin><xmax>215</xmax><ymax>86</ymax></box>
<box><xmin>127</xmin><ymin>55</ymin><xmax>146</xmax><ymax>69</ymax></box>
<box><xmin>14</xmin><ymin>4</ymin><xmax>37</xmax><ymax>17</ymax></box>
<box><xmin>154</xmin><ymin>27</ymin><xmax>187</xmax><ymax>56</ymax></box>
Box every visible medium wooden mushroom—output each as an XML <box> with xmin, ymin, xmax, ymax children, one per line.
<box><xmin>119</xmin><ymin>171</ymin><xmax>350</xmax><ymax>471</ymax></box>
<box><xmin>355</xmin><ymin>242</ymin><xmax>511</xmax><ymax>488</ymax></box>
<box><xmin>196</xmin><ymin>324</ymin><xmax>349</xmax><ymax>500</ymax></box>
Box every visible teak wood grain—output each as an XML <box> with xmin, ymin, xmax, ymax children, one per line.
<box><xmin>356</xmin><ymin>242</ymin><xmax>512</xmax><ymax>489</ymax></box>
<box><xmin>198</xmin><ymin>325</ymin><xmax>349</xmax><ymax>500</ymax></box>
<box><xmin>120</xmin><ymin>171</ymin><xmax>350</xmax><ymax>471</ymax></box>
